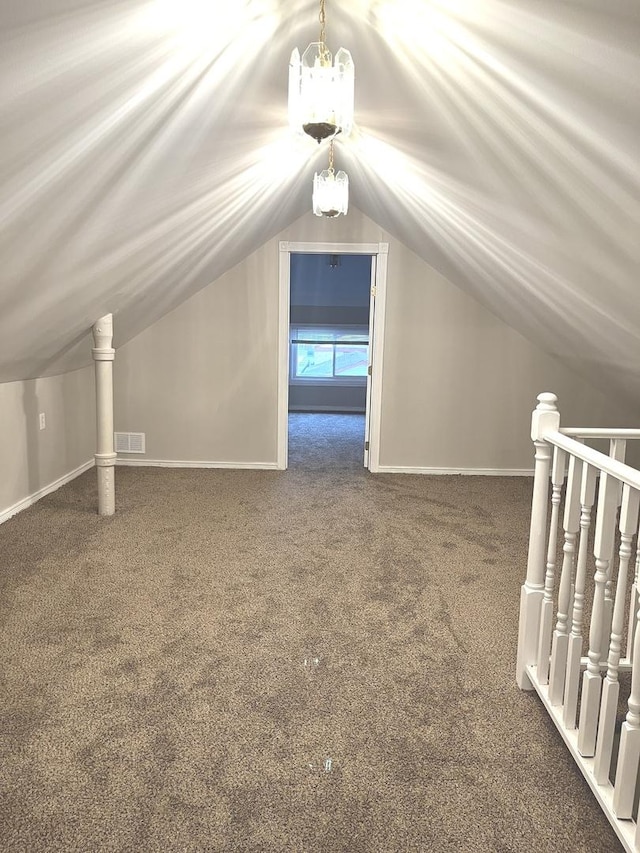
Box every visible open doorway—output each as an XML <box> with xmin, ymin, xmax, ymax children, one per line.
<box><xmin>288</xmin><ymin>252</ymin><xmax>370</xmax><ymax>468</ymax></box>
<box><xmin>277</xmin><ymin>241</ymin><xmax>389</xmax><ymax>472</ymax></box>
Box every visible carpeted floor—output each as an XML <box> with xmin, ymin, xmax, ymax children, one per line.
<box><xmin>288</xmin><ymin>412</ymin><xmax>366</xmax><ymax>469</ymax></box>
<box><xmin>0</xmin><ymin>415</ymin><xmax>624</xmax><ymax>852</ymax></box>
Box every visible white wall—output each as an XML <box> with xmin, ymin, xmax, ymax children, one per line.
<box><xmin>0</xmin><ymin>367</ymin><xmax>96</xmax><ymax>519</ymax></box>
<box><xmin>114</xmin><ymin>249</ymin><xmax>280</xmax><ymax>465</ymax></box>
<box><xmin>114</xmin><ymin>207</ymin><xmax>640</xmax><ymax>471</ymax></box>
<box><xmin>379</xmin><ymin>245</ymin><xmax>640</xmax><ymax>471</ymax></box>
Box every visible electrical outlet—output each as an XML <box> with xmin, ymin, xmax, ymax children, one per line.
<box><xmin>39</xmin><ymin>412</ymin><xmax>46</xmax><ymax>430</ymax></box>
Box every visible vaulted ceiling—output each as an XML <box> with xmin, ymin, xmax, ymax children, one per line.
<box><xmin>1</xmin><ymin>0</ymin><xmax>639</xmax><ymax>399</ymax></box>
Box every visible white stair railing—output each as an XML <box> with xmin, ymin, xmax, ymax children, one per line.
<box><xmin>517</xmin><ymin>393</ymin><xmax>640</xmax><ymax>853</ymax></box>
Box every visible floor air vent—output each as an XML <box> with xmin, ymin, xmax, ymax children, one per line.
<box><xmin>114</xmin><ymin>432</ymin><xmax>146</xmax><ymax>454</ymax></box>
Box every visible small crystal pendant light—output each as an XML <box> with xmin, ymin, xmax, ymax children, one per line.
<box><xmin>312</xmin><ymin>140</ymin><xmax>348</xmax><ymax>217</ymax></box>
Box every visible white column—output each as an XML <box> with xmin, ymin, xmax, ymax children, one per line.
<box><xmin>91</xmin><ymin>314</ymin><xmax>116</xmax><ymax>516</ymax></box>
<box><xmin>516</xmin><ymin>392</ymin><xmax>560</xmax><ymax>689</ymax></box>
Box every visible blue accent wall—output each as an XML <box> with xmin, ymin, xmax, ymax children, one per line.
<box><xmin>289</xmin><ymin>253</ymin><xmax>372</xmax><ymax>413</ymax></box>
<box><xmin>290</xmin><ymin>253</ymin><xmax>371</xmax><ymax>325</ymax></box>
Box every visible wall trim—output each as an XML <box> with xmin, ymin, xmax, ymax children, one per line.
<box><xmin>280</xmin><ymin>241</ymin><xmax>382</xmax><ymax>254</ymax></box>
<box><xmin>117</xmin><ymin>460</ymin><xmax>532</xmax><ymax>475</ymax></box>
<box><xmin>0</xmin><ymin>459</ymin><xmax>94</xmax><ymax>525</ymax></box>
<box><xmin>375</xmin><ymin>465</ymin><xmax>535</xmax><ymax>476</ymax></box>
<box><xmin>116</xmin><ymin>459</ymin><xmax>279</xmax><ymax>470</ymax></box>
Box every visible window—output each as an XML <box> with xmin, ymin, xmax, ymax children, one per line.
<box><xmin>290</xmin><ymin>327</ymin><xmax>369</xmax><ymax>381</ymax></box>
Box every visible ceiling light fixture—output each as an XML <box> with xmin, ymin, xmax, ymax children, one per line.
<box><xmin>312</xmin><ymin>139</ymin><xmax>348</xmax><ymax>217</ymax></box>
<box><xmin>288</xmin><ymin>0</ymin><xmax>354</xmax><ymax>143</ymax></box>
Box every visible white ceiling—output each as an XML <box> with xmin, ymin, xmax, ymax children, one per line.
<box><xmin>1</xmin><ymin>0</ymin><xmax>639</xmax><ymax>400</ymax></box>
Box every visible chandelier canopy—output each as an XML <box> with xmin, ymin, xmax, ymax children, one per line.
<box><xmin>288</xmin><ymin>0</ymin><xmax>354</xmax><ymax>143</ymax></box>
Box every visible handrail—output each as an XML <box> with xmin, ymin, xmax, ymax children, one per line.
<box><xmin>560</xmin><ymin>428</ymin><xmax>640</xmax><ymax>439</ymax></box>
<box><xmin>544</xmin><ymin>429</ymin><xmax>640</xmax><ymax>491</ymax></box>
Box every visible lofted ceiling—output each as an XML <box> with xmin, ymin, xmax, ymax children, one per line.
<box><xmin>1</xmin><ymin>0</ymin><xmax>639</xmax><ymax>400</ymax></box>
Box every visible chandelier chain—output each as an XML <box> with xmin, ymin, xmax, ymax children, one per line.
<box><xmin>319</xmin><ymin>0</ymin><xmax>330</xmax><ymax>64</ymax></box>
<box><xmin>319</xmin><ymin>0</ymin><xmax>326</xmax><ymax>46</ymax></box>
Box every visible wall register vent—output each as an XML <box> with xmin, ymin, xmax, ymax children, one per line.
<box><xmin>114</xmin><ymin>432</ymin><xmax>146</xmax><ymax>454</ymax></box>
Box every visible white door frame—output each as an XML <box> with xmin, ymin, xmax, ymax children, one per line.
<box><xmin>363</xmin><ymin>253</ymin><xmax>377</xmax><ymax>469</ymax></box>
<box><xmin>277</xmin><ymin>240</ymin><xmax>389</xmax><ymax>472</ymax></box>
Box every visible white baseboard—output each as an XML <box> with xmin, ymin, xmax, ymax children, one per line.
<box><xmin>0</xmin><ymin>459</ymin><xmax>94</xmax><ymax>525</ymax></box>
<box><xmin>116</xmin><ymin>458</ymin><xmax>279</xmax><ymax>470</ymax></box>
<box><xmin>375</xmin><ymin>465</ymin><xmax>534</xmax><ymax>476</ymax></box>
<box><xmin>117</xmin><ymin>459</ymin><xmax>532</xmax><ymax>476</ymax></box>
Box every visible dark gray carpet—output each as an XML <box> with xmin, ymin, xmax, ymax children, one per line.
<box><xmin>288</xmin><ymin>413</ymin><xmax>365</xmax><ymax>469</ymax></box>
<box><xmin>0</xmin><ymin>418</ymin><xmax>624</xmax><ymax>851</ymax></box>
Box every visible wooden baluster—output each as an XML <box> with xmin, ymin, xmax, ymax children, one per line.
<box><xmin>600</xmin><ymin>564</ymin><xmax>614</xmax><ymax>662</ymax></box>
<box><xmin>594</xmin><ymin>484</ymin><xmax>640</xmax><ymax>784</ymax></box>
<box><xmin>549</xmin><ymin>454</ymin><xmax>581</xmax><ymax>705</ymax></box>
<box><xmin>517</xmin><ymin>393</ymin><xmax>560</xmax><ymax>690</ymax></box>
<box><xmin>600</xmin><ymin>439</ymin><xmax>626</xmax><ymax>660</ymax></box>
<box><xmin>563</xmin><ymin>462</ymin><xmax>597</xmax><ymax>730</ymax></box>
<box><xmin>578</xmin><ymin>469</ymin><xmax>620</xmax><ymax>756</ymax></box>
<box><xmin>613</xmin><ymin>591</ymin><xmax>640</xmax><ymax>817</ymax></box>
<box><xmin>537</xmin><ymin>447</ymin><xmax>567</xmax><ymax>684</ymax></box>
<box><xmin>626</xmin><ymin>527</ymin><xmax>640</xmax><ymax>664</ymax></box>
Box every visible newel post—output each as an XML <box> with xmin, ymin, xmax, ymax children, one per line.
<box><xmin>92</xmin><ymin>314</ymin><xmax>116</xmax><ymax>516</ymax></box>
<box><xmin>516</xmin><ymin>392</ymin><xmax>561</xmax><ymax>689</ymax></box>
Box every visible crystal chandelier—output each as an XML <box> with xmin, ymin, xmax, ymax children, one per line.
<box><xmin>312</xmin><ymin>140</ymin><xmax>348</xmax><ymax>217</ymax></box>
<box><xmin>289</xmin><ymin>0</ymin><xmax>354</xmax><ymax>143</ymax></box>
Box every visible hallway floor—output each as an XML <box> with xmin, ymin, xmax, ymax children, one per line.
<box><xmin>288</xmin><ymin>413</ymin><xmax>366</xmax><ymax>470</ymax></box>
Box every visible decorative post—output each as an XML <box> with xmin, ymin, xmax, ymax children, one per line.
<box><xmin>516</xmin><ymin>393</ymin><xmax>560</xmax><ymax>689</ymax></box>
<box><xmin>92</xmin><ymin>314</ymin><xmax>116</xmax><ymax>516</ymax></box>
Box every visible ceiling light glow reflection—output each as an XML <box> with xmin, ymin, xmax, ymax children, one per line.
<box><xmin>144</xmin><ymin>0</ymin><xmax>278</xmax><ymax>55</ymax></box>
<box><xmin>350</xmin><ymin>130</ymin><xmax>640</xmax><ymax>370</ymax></box>
<box><xmin>81</xmin><ymin>130</ymin><xmax>313</xmax><ymax>311</ymax></box>
<box><xmin>351</xmin><ymin>132</ymin><xmax>548</xmax><ymax>287</ymax></box>
<box><xmin>372</xmin><ymin>0</ymin><xmax>472</xmax><ymax>64</ymax></box>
